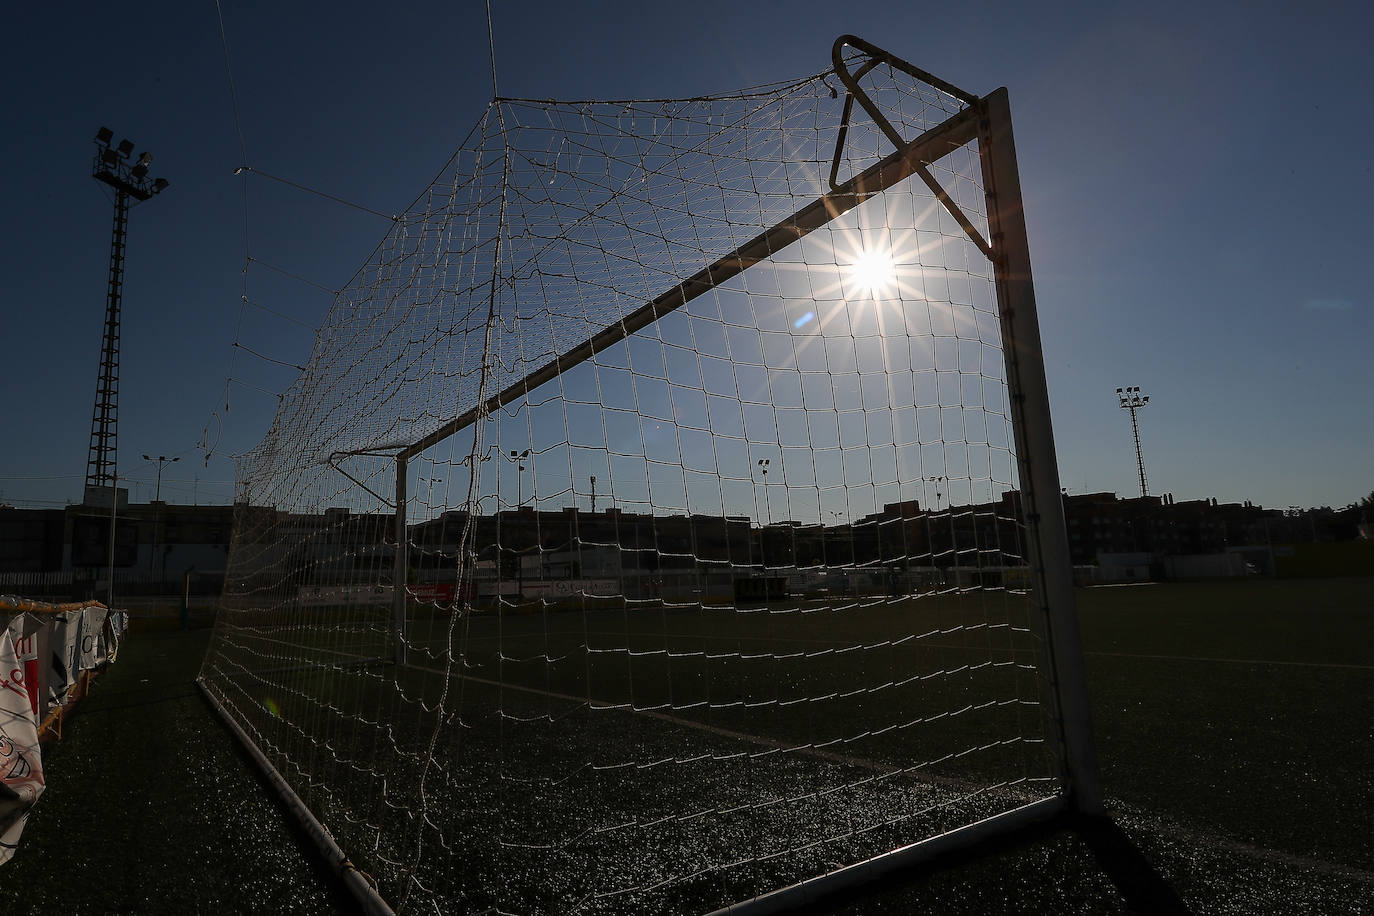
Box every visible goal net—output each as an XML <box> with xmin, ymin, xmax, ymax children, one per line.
<box><xmin>200</xmin><ymin>36</ymin><xmax>1095</xmax><ymax>914</ymax></box>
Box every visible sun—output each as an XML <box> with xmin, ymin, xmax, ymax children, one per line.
<box><xmin>847</xmin><ymin>248</ymin><xmax>896</xmax><ymax>300</ymax></box>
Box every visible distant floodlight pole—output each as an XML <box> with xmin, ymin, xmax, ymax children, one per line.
<box><xmin>589</xmin><ymin>475</ymin><xmax>597</xmax><ymax>514</ymax></box>
<box><xmin>1115</xmin><ymin>386</ymin><xmax>1150</xmax><ymax>497</ymax></box>
<box><xmin>142</xmin><ymin>454</ymin><xmax>178</xmax><ymax>576</ymax></box>
<box><xmin>508</xmin><ymin>449</ymin><xmax>530</xmax><ymax>602</ymax></box>
<box><xmin>107</xmin><ymin>472</ymin><xmax>118</xmax><ymax>610</ymax></box>
<box><xmin>86</xmin><ymin>127</ymin><xmax>169</xmax><ymax>504</ymax></box>
<box><xmin>757</xmin><ymin>459</ymin><xmax>771</xmax><ymax>527</ymax></box>
<box><xmin>925</xmin><ymin>475</ymin><xmax>947</xmax><ymax>511</ymax></box>
<box><xmin>143</xmin><ymin>454</ymin><xmax>179</xmax><ymax>503</ymax></box>
<box><xmin>509</xmin><ymin>450</ymin><xmax>530</xmax><ymax>507</ymax></box>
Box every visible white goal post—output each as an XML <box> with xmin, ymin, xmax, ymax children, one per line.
<box><xmin>200</xmin><ymin>34</ymin><xmax>1101</xmax><ymax>915</ymax></box>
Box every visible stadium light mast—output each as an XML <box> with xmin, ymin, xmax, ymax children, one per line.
<box><xmin>1116</xmin><ymin>386</ymin><xmax>1150</xmax><ymax>497</ymax></box>
<box><xmin>85</xmin><ymin>127</ymin><xmax>169</xmax><ymax>506</ymax></box>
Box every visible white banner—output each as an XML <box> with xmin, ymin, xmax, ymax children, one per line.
<box><xmin>0</xmin><ymin>624</ymin><xmax>45</xmax><ymax>865</ymax></box>
<box><xmin>102</xmin><ymin>610</ymin><xmax>121</xmax><ymax>663</ymax></box>
<box><xmin>47</xmin><ymin>611</ymin><xmax>82</xmax><ymax>707</ymax></box>
<box><xmin>78</xmin><ymin>607</ymin><xmax>107</xmax><ymax>671</ymax></box>
<box><xmin>3</xmin><ymin>616</ymin><xmax>42</xmax><ymax>723</ymax></box>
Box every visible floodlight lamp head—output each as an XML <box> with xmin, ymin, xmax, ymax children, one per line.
<box><xmin>152</xmin><ymin>177</ymin><xmax>169</xmax><ymax>193</ymax></box>
<box><xmin>116</xmin><ymin>138</ymin><xmax>135</xmax><ymax>157</ymax></box>
<box><xmin>136</xmin><ymin>151</ymin><xmax>153</xmax><ymax>168</ymax></box>
<box><xmin>130</xmin><ymin>164</ymin><xmax>148</xmax><ymax>179</ymax></box>
<box><xmin>95</xmin><ymin>126</ymin><xmax>114</xmax><ymax>145</ymax></box>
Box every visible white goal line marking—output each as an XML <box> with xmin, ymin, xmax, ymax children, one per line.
<box><xmin>1085</xmin><ymin>650</ymin><xmax>1373</xmax><ymax>671</ymax></box>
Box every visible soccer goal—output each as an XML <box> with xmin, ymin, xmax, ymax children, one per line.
<box><xmin>199</xmin><ymin>35</ymin><xmax>1100</xmax><ymax>914</ymax></box>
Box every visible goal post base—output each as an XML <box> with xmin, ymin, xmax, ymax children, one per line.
<box><xmin>711</xmin><ymin>802</ymin><xmax>1192</xmax><ymax>916</ymax></box>
<box><xmin>708</xmin><ymin>796</ymin><xmax>1068</xmax><ymax>916</ymax></box>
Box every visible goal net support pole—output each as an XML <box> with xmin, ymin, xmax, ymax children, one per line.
<box><xmin>392</xmin><ymin>453</ymin><xmax>407</xmax><ymax>666</ymax></box>
<box><xmin>979</xmin><ymin>87</ymin><xmax>1103</xmax><ymax>818</ymax></box>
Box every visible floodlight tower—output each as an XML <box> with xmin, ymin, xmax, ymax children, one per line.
<box><xmin>1116</xmin><ymin>386</ymin><xmax>1150</xmax><ymax>497</ymax></box>
<box><xmin>84</xmin><ymin>127</ymin><xmax>169</xmax><ymax>505</ymax></box>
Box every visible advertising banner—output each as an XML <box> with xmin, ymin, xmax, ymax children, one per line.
<box><xmin>47</xmin><ymin>611</ymin><xmax>82</xmax><ymax>707</ymax></box>
<box><xmin>0</xmin><ymin>625</ymin><xmax>45</xmax><ymax>865</ymax></box>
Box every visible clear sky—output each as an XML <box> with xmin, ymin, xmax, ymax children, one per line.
<box><xmin>2</xmin><ymin>0</ymin><xmax>1370</xmax><ymax>512</ymax></box>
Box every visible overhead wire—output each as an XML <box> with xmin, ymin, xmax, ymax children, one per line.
<box><xmin>234</xmin><ymin>166</ymin><xmax>397</xmax><ymax>222</ymax></box>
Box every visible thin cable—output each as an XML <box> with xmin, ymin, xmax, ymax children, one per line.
<box><xmin>236</xmin><ymin>166</ymin><xmax>397</xmax><ymax>222</ymax></box>
<box><xmin>485</xmin><ymin>0</ymin><xmax>499</xmax><ymax>99</ymax></box>
<box><xmin>211</xmin><ymin>0</ymin><xmax>252</xmax><ymax>465</ymax></box>
<box><xmin>246</xmin><ymin>257</ymin><xmax>340</xmax><ymax>296</ymax></box>
<box><xmin>242</xmin><ymin>296</ymin><xmax>316</xmax><ymax>329</ymax></box>
<box><xmin>214</xmin><ymin>0</ymin><xmax>249</xmax><ymax>168</ymax></box>
<box><xmin>232</xmin><ymin>341</ymin><xmax>306</xmax><ymax>371</ymax></box>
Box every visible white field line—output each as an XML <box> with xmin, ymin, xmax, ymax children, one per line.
<box><xmin>1111</xmin><ymin>803</ymin><xmax>1374</xmax><ymax>887</ymax></box>
<box><xmin>399</xmin><ymin>661</ymin><xmax>1374</xmax><ymax>884</ymax></box>
<box><xmin>230</xmin><ymin>628</ymin><xmax>381</xmax><ymax>659</ymax></box>
<box><xmin>1085</xmin><ymin>650</ymin><xmax>1374</xmax><ymax>671</ymax></box>
<box><xmin>432</xmin><ymin>629</ymin><xmax>1373</xmax><ymax>670</ymax></box>
<box><xmin>442</xmin><ymin>629</ymin><xmax>1027</xmax><ymax>650</ymax></box>
<box><xmin>402</xmin><ymin>658</ymin><xmax>901</xmax><ymax>775</ymax></box>
<box><xmin>398</xmin><ymin>658</ymin><xmax>1039</xmax><ymax>803</ymax></box>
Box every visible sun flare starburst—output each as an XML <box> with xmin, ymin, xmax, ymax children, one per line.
<box><xmin>847</xmin><ymin>248</ymin><xmax>897</xmax><ymax>300</ymax></box>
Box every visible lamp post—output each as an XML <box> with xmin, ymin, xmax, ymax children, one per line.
<box><xmin>142</xmin><ymin>454</ymin><xmax>178</xmax><ymax>576</ymax></box>
<box><xmin>1115</xmin><ymin>386</ymin><xmax>1151</xmax><ymax>497</ymax></box>
<box><xmin>508</xmin><ymin>449</ymin><xmax>530</xmax><ymax>601</ymax></box>
<box><xmin>756</xmin><ymin>459</ymin><xmax>771</xmax><ymax>527</ymax></box>
<box><xmin>508</xmin><ymin>450</ymin><xmax>530</xmax><ymax>507</ymax></box>
<box><xmin>925</xmin><ymin>475</ymin><xmax>947</xmax><ymax>512</ymax></box>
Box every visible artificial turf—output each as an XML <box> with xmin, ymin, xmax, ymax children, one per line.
<box><xmin>1</xmin><ymin>576</ymin><xmax>1369</xmax><ymax>914</ymax></box>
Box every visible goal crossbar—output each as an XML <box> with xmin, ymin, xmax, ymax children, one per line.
<box><xmin>396</xmin><ymin>103</ymin><xmax>982</xmax><ymax>462</ymax></box>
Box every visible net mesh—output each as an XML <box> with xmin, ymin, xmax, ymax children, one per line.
<box><xmin>200</xmin><ymin>53</ymin><xmax>1060</xmax><ymax>914</ymax></box>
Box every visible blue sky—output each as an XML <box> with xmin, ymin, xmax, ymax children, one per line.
<box><xmin>2</xmin><ymin>0</ymin><xmax>1370</xmax><ymax>512</ymax></box>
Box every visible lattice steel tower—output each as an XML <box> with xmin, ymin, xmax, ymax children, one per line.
<box><xmin>1116</xmin><ymin>386</ymin><xmax>1151</xmax><ymax>497</ymax></box>
<box><xmin>85</xmin><ymin>127</ymin><xmax>168</xmax><ymax>502</ymax></box>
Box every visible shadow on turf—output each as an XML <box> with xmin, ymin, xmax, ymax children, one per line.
<box><xmin>791</xmin><ymin>811</ymin><xmax>1193</xmax><ymax>916</ymax></box>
